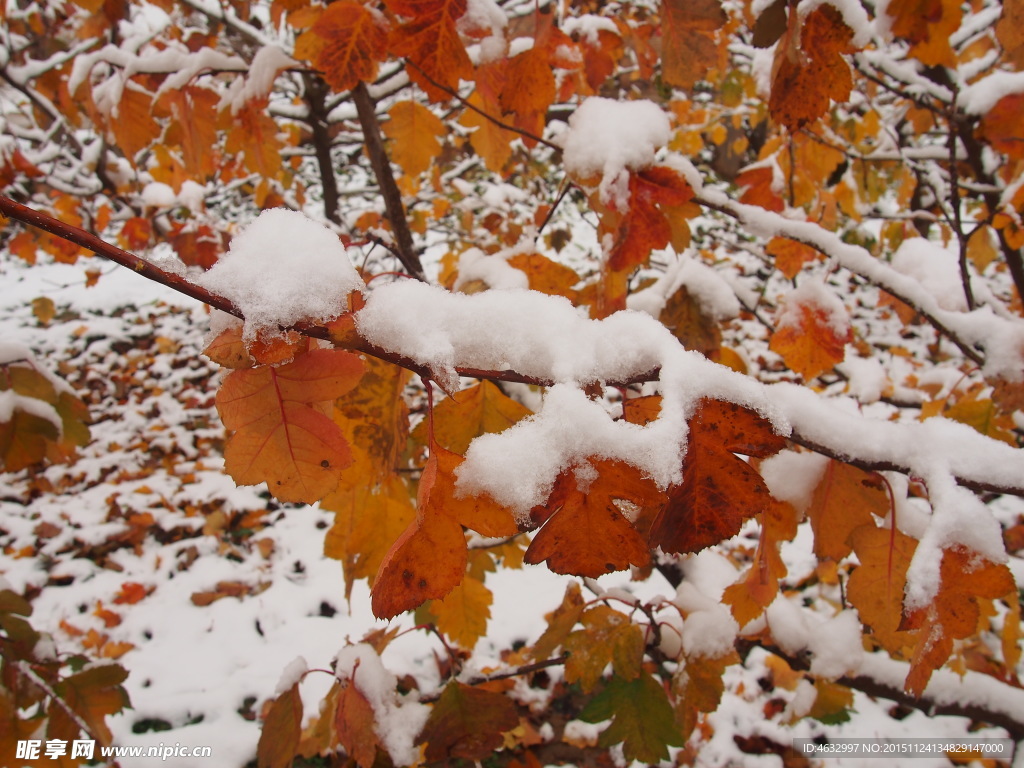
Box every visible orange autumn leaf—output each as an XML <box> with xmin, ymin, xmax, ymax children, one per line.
<box><xmin>769</xmin><ymin>289</ymin><xmax>852</xmax><ymax>380</ymax></box>
<box><xmin>608</xmin><ymin>165</ymin><xmax>695</xmax><ymax>272</ymax></box>
<box><xmin>736</xmin><ymin>164</ymin><xmax>784</xmax><ymax>212</ymax></box>
<box><xmin>460</xmin><ymin>91</ymin><xmax>514</xmax><ymax>173</ymax></box>
<box><xmin>203</xmin><ymin>324</ymin><xmax>255</xmax><ymax>369</ymax></box>
<box><xmin>649</xmin><ymin>399</ymin><xmax>785</xmax><ymax>555</ymax></box>
<box><xmin>765</xmin><ymin>237</ymin><xmax>822</xmax><ymax>279</ymax></box>
<box><xmin>978</xmin><ymin>93</ymin><xmax>1024</xmax><ymax>161</ymax></box>
<box><xmin>886</xmin><ymin>0</ymin><xmax>961</xmax><ymax>67</ymax></box>
<box><xmin>225</xmin><ymin>99</ymin><xmax>284</xmax><ymax>180</ymax></box>
<box><xmin>384</xmin><ymin>0</ymin><xmax>472</xmax><ymax>100</ymax></box>
<box><xmin>371</xmin><ymin>439</ymin><xmax>517</xmax><ymax>618</ymax></box>
<box><xmin>524</xmin><ymin>459</ymin><xmax>661</xmax><ymax>578</ymax></box>
<box><xmin>997</xmin><ymin>0</ymin><xmax>1024</xmax><ymax>67</ymax></box>
<box><xmin>846</xmin><ymin>523</ymin><xmax>919</xmax><ymax>655</ymax></box>
<box><xmin>335</xmin><ymin>679</ymin><xmax>382</xmax><ymax>768</ymax></box>
<box><xmin>661</xmin><ymin>0</ymin><xmax>727</xmax><ymax>89</ymax></box>
<box><xmin>769</xmin><ymin>5</ymin><xmax>856</xmax><ymax>131</ymax></box>
<box><xmin>507</xmin><ymin>252</ymin><xmax>580</xmax><ymax>298</ymax></box>
<box><xmin>158</xmin><ymin>85</ymin><xmax>221</xmax><ymax>179</ymax></box>
<box><xmin>416</xmin><ymin>380</ymin><xmax>532</xmax><ymax>455</ymax></box>
<box><xmin>298</xmin><ymin>0</ymin><xmax>388</xmax><ymax>92</ymax></box>
<box><xmin>722</xmin><ymin>498</ymin><xmax>796</xmax><ymax>626</ymax></box>
<box><xmin>806</xmin><ymin>461</ymin><xmax>890</xmax><ymax>561</ymax></box>
<box><xmin>498</xmin><ymin>45</ymin><xmax>555</xmax><ymax>140</ymax></box>
<box><xmin>110</xmin><ymin>83</ymin><xmax>161</xmax><ymax>159</ymax></box>
<box><xmin>322</xmin><ymin>475</ymin><xmax>417</xmax><ymax>599</ymax></box>
<box><xmin>382</xmin><ymin>100</ymin><xmax>446</xmax><ymax>179</ymax></box>
<box><xmin>215</xmin><ymin>349</ymin><xmax>364</xmax><ymax>503</ymax></box>
<box><xmin>901</xmin><ymin>546</ymin><xmax>1016</xmax><ymax>695</ymax></box>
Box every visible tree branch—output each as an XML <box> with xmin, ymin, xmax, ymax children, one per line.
<box><xmin>351</xmin><ymin>82</ymin><xmax>426</xmax><ymax>282</ymax></box>
<box><xmin>4</xmin><ymin>194</ymin><xmax>1023</xmax><ymax>500</ymax></box>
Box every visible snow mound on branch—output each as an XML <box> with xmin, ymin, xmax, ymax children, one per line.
<box><xmin>196</xmin><ymin>209</ymin><xmax>363</xmax><ymax>341</ymax></box>
<box><xmin>890</xmin><ymin>238</ymin><xmax>967</xmax><ymax>312</ymax></box>
<box><xmin>355</xmin><ymin>280</ymin><xmax>669</xmax><ymax>390</ymax></box>
<box><xmin>560</xmin><ymin>97</ymin><xmax>671</xmax><ymax>208</ymax></box>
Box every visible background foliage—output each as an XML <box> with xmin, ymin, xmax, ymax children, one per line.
<box><xmin>2</xmin><ymin>0</ymin><xmax>1024</xmax><ymax>764</ymax></box>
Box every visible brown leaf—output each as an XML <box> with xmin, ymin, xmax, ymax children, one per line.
<box><xmin>258</xmin><ymin>684</ymin><xmax>303</xmax><ymax>768</ymax></box>
<box><xmin>416</xmin><ymin>681</ymin><xmax>518</xmax><ymax>762</ymax></box>
<box><xmin>649</xmin><ymin>399</ymin><xmax>786</xmax><ymax>554</ymax></box>
<box><xmin>661</xmin><ymin>0</ymin><xmax>727</xmax><ymax>89</ymax></box>
<box><xmin>806</xmin><ymin>461</ymin><xmax>890</xmax><ymax>561</ymax></box>
<box><xmin>769</xmin><ymin>5</ymin><xmax>856</xmax><ymax>131</ymax></box>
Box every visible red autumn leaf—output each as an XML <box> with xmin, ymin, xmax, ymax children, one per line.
<box><xmin>298</xmin><ymin>0</ymin><xmax>388</xmax><ymax>93</ymax></box>
<box><xmin>661</xmin><ymin>0</ymin><xmax>727</xmax><ymax>89</ymax></box>
<box><xmin>769</xmin><ymin>5</ymin><xmax>856</xmax><ymax>131</ymax></box>
<box><xmin>215</xmin><ymin>349</ymin><xmax>364</xmax><ymax>503</ymax></box>
<box><xmin>117</xmin><ymin>217</ymin><xmax>153</xmax><ymax>251</ymax></box>
<box><xmin>608</xmin><ymin>165</ymin><xmax>695</xmax><ymax>272</ymax></box>
<box><xmin>901</xmin><ymin>546</ymin><xmax>1016</xmax><ymax>695</ymax></box>
<box><xmin>648</xmin><ymin>399</ymin><xmax>786</xmax><ymax>554</ymax></box>
<box><xmin>384</xmin><ymin>0</ymin><xmax>472</xmax><ymax>101</ymax></box>
<box><xmin>524</xmin><ymin>459</ymin><xmax>662</xmax><ymax>578</ymax></box>
<box><xmin>371</xmin><ymin>438</ymin><xmax>517</xmax><ymax>618</ymax></box>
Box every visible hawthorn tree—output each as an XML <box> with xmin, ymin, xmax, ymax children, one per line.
<box><xmin>2</xmin><ymin>0</ymin><xmax>1024</xmax><ymax>764</ymax></box>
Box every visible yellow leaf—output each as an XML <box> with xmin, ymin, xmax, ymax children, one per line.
<box><xmin>382</xmin><ymin>100</ymin><xmax>446</xmax><ymax>179</ymax></box>
<box><xmin>430</xmin><ymin>573</ymin><xmax>493</xmax><ymax>648</ymax></box>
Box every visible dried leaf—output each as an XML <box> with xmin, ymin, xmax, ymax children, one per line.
<box><xmin>258</xmin><ymin>683</ymin><xmax>303</xmax><ymax>768</ymax></box>
<box><xmin>416</xmin><ymin>681</ymin><xmax>518</xmax><ymax>762</ymax></box>
<box><xmin>846</xmin><ymin>523</ymin><xmax>919</xmax><ymax>654</ymax></box>
<box><xmin>649</xmin><ymin>399</ymin><xmax>785</xmax><ymax>554</ymax></box>
<box><xmin>661</xmin><ymin>0</ymin><xmax>726</xmax><ymax>89</ymax></box>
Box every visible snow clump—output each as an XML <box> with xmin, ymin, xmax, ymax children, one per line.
<box><xmin>196</xmin><ymin>208</ymin><xmax>364</xmax><ymax>342</ymax></box>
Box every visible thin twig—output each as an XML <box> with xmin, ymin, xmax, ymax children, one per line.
<box><xmin>404</xmin><ymin>60</ymin><xmax>562</xmax><ymax>152</ymax></box>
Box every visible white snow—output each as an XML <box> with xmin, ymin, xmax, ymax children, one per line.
<box><xmin>890</xmin><ymin>238</ymin><xmax>968</xmax><ymax>312</ymax></box>
<box><xmin>560</xmin><ymin>98</ymin><xmax>671</xmax><ymax>209</ymax></box>
<box><xmin>196</xmin><ymin>209</ymin><xmax>364</xmax><ymax>342</ymax></box>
